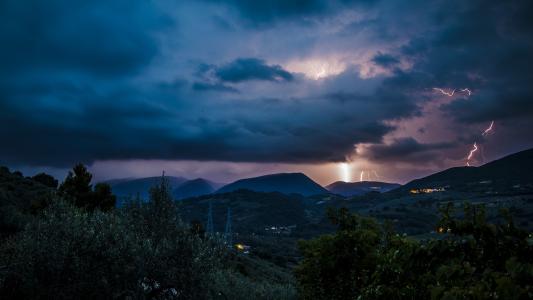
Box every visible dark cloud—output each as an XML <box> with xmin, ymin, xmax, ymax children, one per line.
<box><xmin>205</xmin><ymin>0</ymin><xmax>378</xmax><ymax>25</ymax></box>
<box><xmin>360</xmin><ymin>138</ymin><xmax>455</xmax><ymax>163</ymax></box>
<box><xmin>1</xmin><ymin>0</ymin><xmax>532</xmax><ymax>179</ymax></box>
<box><xmin>192</xmin><ymin>82</ymin><xmax>239</xmax><ymax>93</ymax></box>
<box><xmin>371</xmin><ymin>52</ymin><xmax>400</xmax><ymax>69</ymax></box>
<box><xmin>213</xmin><ymin>58</ymin><xmax>294</xmax><ymax>83</ymax></box>
<box><xmin>395</xmin><ymin>0</ymin><xmax>533</xmax><ymax>125</ymax></box>
<box><xmin>0</xmin><ymin>0</ymin><xmax>167</xmax><ymax>77</ymax></box>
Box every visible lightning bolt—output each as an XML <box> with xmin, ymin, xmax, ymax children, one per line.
<box><xmin>433</xmin><ymin>87</ymin><xmax>472</xmax><ymax>97</ymax></box>
<box><xmin>466</xmin><ymin>142</ymin><xmax>478</xmax><ymax>166</ymax></box>
<box><xmin>459</xmin><ymin>88</ymin><xmax>472</xmax><ymax>96</ymax></box>
<box><xmin>431</xmin><ymin>86</ymin><xmax>495</xmax><ymax>167</ymax></box>
<box><xmin>467</xmin><ymin>143</ymin><xmax>478</xmax><ymax>160</ymax></box>
<box><xmin>482</xmin><ymin>120</ymin><xmax>494</xmax><ymax>136</ymax></box>
<box><xmin>433</xmin><ymin>88</ymin><xmax>456</xmax><ymax>97</ymax></box>
<box><xmin>360</xmin><ymin>170</ymin><xmax>364</xmax><ymax>182</ymax></box>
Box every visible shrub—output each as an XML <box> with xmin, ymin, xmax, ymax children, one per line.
<box><xmin>0</xmin><ymin>176</ymin><xmax>221</xmax><ymax>299</ymax></box>
<box><xmin>207</xmin><ymin>269</ymin><xmax>297</xmax><ymax>300</ymax></box>
<box><xmin>295</xmin><ymin>204</ymin><xmax>533</xmax><ymax>300</ymax></box>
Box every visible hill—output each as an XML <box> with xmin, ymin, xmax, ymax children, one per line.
<box><xmin>179</xmin><ymin>189</ymin><xmax>308</xmax><ymax>234</ymax></box>
<box><xmin>216</xmin><ymin>173</ymin><xmax>329</xmax><ymax>196</ymax></box>
<box><xmin>173</xmin><ymin>178</ymin><xmax>216</xmax><ymax>200</ymax></box>
<box><xmin>105</xmin><ymin>176</ymin><xmax>187</xmax><ymax>200</ymax></box>
<box><xmin>326</xmin><ymin>181</ymin><xmax>401</xmax><ymax>196</ymax></box>
<box><xmin>399</xmin><ymin>147</ymin><xmax>533</xmax><ymax>194</ymax></box>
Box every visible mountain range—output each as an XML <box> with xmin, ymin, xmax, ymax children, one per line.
<box><xmin>103</xmin><ymin>147</ymin><xmax>533</xmax><ymax>201</ymax></box>
<box><xmin>2</xmin><ymin>147</ymin><xmax>532</xmax><ymax>238</ymax></box>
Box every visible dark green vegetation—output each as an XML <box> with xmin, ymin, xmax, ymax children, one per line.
<box><xmin>0</xmin><ymin>167</ymin><xmax>55</xmax><ymax>237</ymax></box>
<box><xmin>296</xmin><ymin>206</ymin><xmax>533</xmax><ymax>299</ymax></box>
<box><xmin>59</xmin><ymin>164</ymin><xmax>116</xmax><ymax>211</ymax></box>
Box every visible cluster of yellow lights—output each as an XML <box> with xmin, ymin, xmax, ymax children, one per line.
<box><xmin>437</xmin><ymin>227</ymin><xmax>452</xmax><ymax>234</ymax></box>
<box><xmin>409</xmin><ymin>187</ymin><xmax>446</xmax><ymax>194</ymax></box>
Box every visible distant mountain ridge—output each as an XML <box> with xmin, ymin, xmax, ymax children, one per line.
<box><xmin>104</xmin><ymin>176</ymin><xmax>223</xmax><ymax>201</ymax></box>
<box><xmin>105</xmin><ymin>176</ymin><xmax>187</xmax><ymax>200</ymax></box>
<box><xmin>326</xmin><ymin>181</ymin><xmax>401</xmax><ymax>196</ymax></box>
<box><xmin>173</xmin><ymin>178</ymin><xmax>219</xmax><ymax>200</ymax></box>
<box><xmin>216</xmin><ymin>173</ymin><xmax>329</xmax><ymax>196</ymax></box>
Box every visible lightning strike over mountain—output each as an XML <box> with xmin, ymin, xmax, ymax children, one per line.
<box><xmin>340</xmin><ymin>163</ymin><xmax>351</xmax><ymax>182</ymax></box>
<box><xmin>360</xmin><ymin>170</ymin><xmax>364</xmax><ymax>182</ymax></box>
<box><xmin>466</xmin><ymin>142</ymin><xmax>478</xmax><ymax>166</ymax></box>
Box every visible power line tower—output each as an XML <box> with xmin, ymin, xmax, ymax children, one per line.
<box><xmin>206</xmin><ymin>201</ymin><xmax>214</xmax><ymax>235</ymax></box>
<box><xmin>224</xmin><ymin>207</ymin><xmax>232</xmax><ymax>245</ymax></box>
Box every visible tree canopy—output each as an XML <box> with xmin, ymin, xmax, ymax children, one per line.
<box><xmin>295</xmin><ymin>205</ymin><xmax>533</xmax><ymax>300</ymax></box>
<box><xmin>58</xmin><ymin>163</ymin><xmax>115</xmax><ymax>211</ymax></box>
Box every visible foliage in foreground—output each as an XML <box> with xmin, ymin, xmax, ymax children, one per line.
<box><xmin>295</xmin><ymin>204</ymin><xmax>533</xmax><ymax>300</ymax></box>
<box><xmin>0</xmin><ymin>176</ymin><xmax>221</xmax><ymax>299</ymax></box>
<box><xmin>208</xmin><ymin>269</ymin><xmax>296</xmax><ymax>300</ymax></box>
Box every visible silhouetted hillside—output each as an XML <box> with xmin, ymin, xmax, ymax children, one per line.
<box><xmin>179</xmin><ymin>189</ymin><xmax>308</xmax><ymax>234</ymax></box>
<box><xmin>400</xmin><ymin>148</ymin><xmax>533</xmax><ymax>194</ymax></box>
<box><xmin>105</xmin><ymin>176</ymin><xmax>187</xmax><ymax>200</ymax></box>
<box><xmin>173</xmin><ymin>178</ymin><xmax>216</xmax><ymax>200</ymax></box>
<box><xmin>326</xmin><ymin>181</ymin><xmax>401</xmax><ymax>196</ymax></box>
<box><xmin>217</xmin><ymin>173</ymin><xmax>329</xmax><ymax>196</ymax></box>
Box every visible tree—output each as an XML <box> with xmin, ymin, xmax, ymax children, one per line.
<box><xmin>92</xmin><ymin>183</ymin><xmax>116</xmax><ymax>212</ymax></box>
<box><xmin>58</xmin><ymin>164</ymin><xmax>115</xmax><ymax>211</ymax></box>
<box><xmin>31</xmin><ymin>173</ymin><xmax>58</xmax><ymax>189</ymax></box>
<box><xmin>295</xmin><ymin>208</ymin><xmax>381</xmax><ymax>300</ymax></box>
<box><xmin>295</xmin><ymin>205</ymin><xmax>533</xmax><ymax>300</ymax></box>
<box><xmin>145</xmin><ymin>173</ymin><xmax>179</xmax><ymax>242</ymax></box>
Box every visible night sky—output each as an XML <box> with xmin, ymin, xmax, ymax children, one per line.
<box><xmin>1</xmin><ymin>0</ymin><xmax>533</xmax><ymax>185</ymax></box>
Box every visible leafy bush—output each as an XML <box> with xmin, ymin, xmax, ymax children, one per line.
<box><xmin>295</xmin><ymin>204</ymin><xmax>533</xmax><ymax>300</ymax></box>
<box><xmin>0</xmin><ymin>176</ymin><xmax>221</xmax><ymax>299</ymax></box>
<box><xmin>207</xmin><ymin>269</ymin><xmax>296</xmax><ymax>300</ymax></box>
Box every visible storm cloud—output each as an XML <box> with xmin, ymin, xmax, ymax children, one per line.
<box><xmin>1</xmin><ymin>0</ymin><xmax>533</xmax><ymax>182</ymax></box>
<box><xmin>199</xmin><ymin>58</ymin><xmax>294</xmax><ymax>83</ymax></box>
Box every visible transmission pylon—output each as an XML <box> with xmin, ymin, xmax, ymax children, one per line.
<box><xmin>206</xmin><ymin>201</ymin><xmax>214</xmax><ymax>234</ymax></box>
<box><xmin>224</xmin><ymin>207</ymin><xmax>232</xmax><ymax>245</ymax></box>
